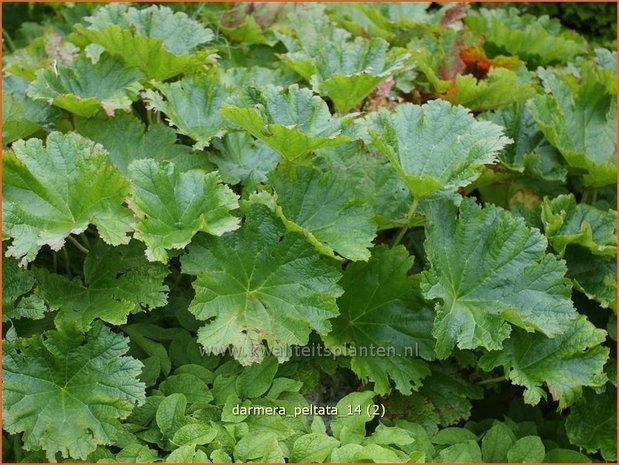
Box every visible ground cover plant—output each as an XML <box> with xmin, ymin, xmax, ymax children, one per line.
<box><xmin>1</xmin><ymin>2</ymin><xmax>617</xmax><ymax>463</ymax></box>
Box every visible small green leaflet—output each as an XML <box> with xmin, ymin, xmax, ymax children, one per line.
<box><xmin>422</xmin><ymin>198</ymin><xmax>577</xmax><ymax>358</ymax></box>
<box><xmin>481</xmin><ymin>422</ymin><xmax>516</xmax><ymax>462</ymax></box>
<box><xmin>143</xmin><ymin>75</ymin><xmax>235</xmax><ymax>150</ymax></box>
<box><xmin>507</xmin><ymin>436</ymin><xmax>545</xmax><ymax>463</ymax></box>
<box><xmin>324</xmin><ymin>246</ymin><xmax>434</xmax><ymax>395</ymax></box>
<box><xmin>128</xmin><ymin>159</ymin><xmax>240</xmax><ymax>263</ymax></box>
<box><xmin>234</xmin><ymin>357</ymin><xmax>279</xmax><ymax>399</ymax></box>
<box><xmin>368</xmin><ymin>99</ymin><xmax>511</xmax><ymax>197</ymax></box>
<box><xmin>220</xmin><ymin>85</ymin><xmax>352</xmax><ymax>162</ymax></box>
<box><xmin>36</xmin><ymin>240</ymin><xmax>169</xmax><ymax>331</ymax></box>
<box><xmin>267</xmin><ymin>166</ymin><xmax>376</xmax><ymax>261</ymax></box>
<box><xmin>3</xmin><ymin>132</ymin><xmax>133</xmax><ymax>266</ymax></box>
<box><xmin>291</xmin><ymin>433</ymin><xmax>340</xmax><ymax>462</ymax></box>
<box><xmin>331</xmin><ymin>391</ymin><xmax>376</xmax><ymax>445</ymax></box>
<box><xmin>27</xmin><ymin>54</ymin><xmax>144</xmax><ymax>117</ymax></box>
<box><xmin>234</xmin><ymin>431</ymin><xmax>285</xmax><ymax>462</ymax></box>
<box><xmin>156</xmin><ymin>393</ymin><xmax>188</xmax><ymax>439</ymax></box>
<box><xmin>2</xmin><ymin>321</ymin><xmax>145</xmax><ymax>461</ymax></box>
<box><xmin>479</xmin><ymin>316</ymin><xmax>608</xmax><ymax>408</ymax></box>
<box><xmin>181</xmin><ymin>205</ymin><xmax>343</xmax><ymax>365</ymax></box>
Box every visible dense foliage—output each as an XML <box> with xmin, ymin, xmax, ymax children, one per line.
<box><xmin>2</xmin><ymin>2</ymin><xmax>617</xmax><ymax>463</ymax></box>
<box><xmin>500</xmin><ymin>2</ymin><xmax>617</xmax><ymax>48</ymax></box>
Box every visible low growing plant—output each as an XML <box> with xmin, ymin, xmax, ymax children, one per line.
<box><xmin>2</xmin><ymin>2</ymin><xmax>616</xmax><ymax>463</ymax></box>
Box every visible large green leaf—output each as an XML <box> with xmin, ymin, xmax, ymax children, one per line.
<box><xmin>27</xmin><ymin>54</ymin><xmax>144</xmax><ymax>117</ymax></box>
<box><xmin>388</xmin><ymin>365</ymin><xmax>483</xmax><ymax>436</ymax></box>
<box><xmin>3</xmin><ymin>91</ymin><xmax>41</xmax><ymax>145</ymax></box>
<box><xmin>217</xmin><ymin>7</ymin><xmax>279</xmax><ymax>47</ymax></box>
<box><xmin>313</xmin><ymin>39</ymin><xmax>408</xmax><ymax>113</ymax></box>
<box><xmin>368</xmin><ymin>99</ymin><xmax>511</xmax><ymax>198</ymax></box>
<box><xmin>3</xmin><ymin>76</ymin><xmax>59</xmax><ymax>145</ymax></box>
<box><xmin>411</xmin><ymin>46</ymin><xmax>538</xmax><ymax>112</ymax></box>
<box><xmin>595</xmin><ymin>48</ymin><xmax>616</xmax><ymax>75</ymax></box>
<box><xmin>482</xmin><ymin>103</ymin><xmax>568</xmax><ymax>182</ymax></box>
<box><xmin>3</xmin><ymin>28</ymin><xmax>80</xmax><ymax>82</ymax></box>
<box><xmin>2</xmin><ymin>256</ymin><xmax>48</xmax><ymax>322</ymax></box>
<box><xmin>541</xmin><ymin>194</ymin><xmax>617</xmax><ymax>256</ymax></box>
<box><xmin>143</xmin><ymin>75</ymin><xmax>235</xmax><ymax>150</ymax></box>
<box><xmin>527</xmin><ymin>64</ymin><xmax>617</xmax><ymax>187</ymax></box>
<box><xmin>36</xmin><ymin>240</ymin><xmax>169</xmax><ymax>331</ymax></box>
<box><xmin>565</xmin><ymin>387</ymin><xmax>617</xmax><ymax>461</ymax></box>
<box><xmin>209</xmin><ymin>133</ymin><xmax>279</xmax><ymax>190</ymax></box>
<box><xmin>540</xmin><ymin>194</ymin><xmax>617</xmax><ymax>310</ymax></box>
<box><xmin>220</xmin><ymin>85</ymin><xmax>352</xmax><ymax>162</ymax></box>
<box><xmin>123</xmin><ymin>5</ymin><xmax>213</xmax><ymax>54</ymax></box>
<box><xmin>128</xmin><ymin>159</ymin><xmax>239</xmax><ymax>263</ymax></box>
<box><xmin>440</xmin><ymin>68</ymin><xmax>538</xmax><ymax>112</ymax></box>
<box><xmin>3</xmin><ymin>132</ymin><xmax>133</xmax><ymax>266</ymax></box>
<box><xmin>85</xmin><ymin>4</ymin><xmax>213</xmax><ymax>55</ymax></box>
<box><xmin>563</xmin><ymin>246</ymin><xmax>617</xmax><ymax>311</ymax></box>
<box><xmin>422</xmin><ymin>198</ymin><xmax>577</xmax><ymax>358</ymax></box>
<box><xmin>75</xmin><ymin>5</ymin><xmax>214</xmax><ymax>80</ymax></box>
<box><xmin>274</xmin><ymin>3</ymin><xmax>351</xmax><ymax>63</ymax></box>
<box><xmin>316</xmin><ymin>143</ymin><xmax>410</xmax><ymax>230</ymax></box>
<box><xmin>76</xmin><ymin>25</ymin><xmax>213</xmax><ymax>81</ymax></box>
<box><xmin>281</xmin><ymin>36</ymin><xmax>409</xmax><ymax>113</ymax></box>
<box><xmin>75</xmin><ymin>113</ymin><xmax>195</xmax><ymax>175</ymax></box>
<box><xmin>2</xmin><ymin>322</ymin><xmax>146</xmax><ymax>461</ymax></box>
<box><xmin>465</xmin><ymin>8</ymin><xmax>584</xmax><ymax>66</ymax></box>
<box><xmin>181</xmin><ymin>205</ymin><xmax>343</xmax><ymax>365</ymax></box>
<box><xmin>479</xmin><ymin>316</ymin><xmax>608</xmax><ymax>408</ymax></box>
<box><xmin>324</xmin><ymin>246</ymin><xmax>434</xmax><ymax>395</ymax></box>
<box><xmin>325</xmin><ymin>3</ymin><xmax>438</xmax><ymax>44</ymax></box>
<box><xmin>267</xmin><ymin>166</ymin><xmax>376</xmax><ymax>261</ymax></box>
